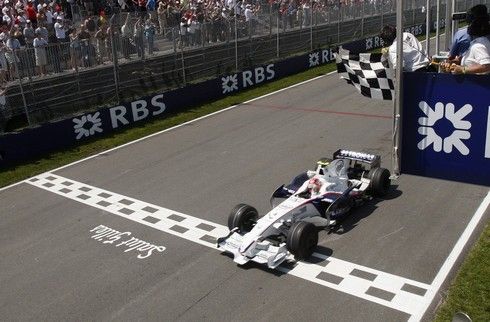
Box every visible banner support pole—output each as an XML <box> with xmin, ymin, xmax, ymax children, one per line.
<box><xmin>392</xmin><ymin>0</ymin><xmax>404</xmax><ymax>178</ymax></box>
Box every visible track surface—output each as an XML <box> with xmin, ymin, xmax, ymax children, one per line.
<box><xmin>1</xmin><ymin>67</ymin><xmax>489</xmax><ymax>321</ymax></box>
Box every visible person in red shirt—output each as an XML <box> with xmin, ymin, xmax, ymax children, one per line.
<box><xmin>26</xmin><ymin>0</ymin><xmax>38</xmax><ymax>28</ymax></box>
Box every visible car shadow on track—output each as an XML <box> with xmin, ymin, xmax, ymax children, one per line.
<box><xmin>328</xmin><ymin>185</ymin><xmax>402</xmax><ymax>236</ymax></box>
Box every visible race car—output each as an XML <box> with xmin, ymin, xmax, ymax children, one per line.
<box><xmin>217</xmin><ymin>149</ymin><xmax>391</xmax><ymax>269</ymax></box>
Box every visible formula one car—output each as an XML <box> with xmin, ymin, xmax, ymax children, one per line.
<box><xmin>217</xmin><ymin>149</ymin><xmax>391</xmax><ymax>269</ymax></box>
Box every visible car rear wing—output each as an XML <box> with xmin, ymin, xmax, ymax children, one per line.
<box><xmin>333</xmin><ymin>149</ymin><xmax>381</xmax><ymax>168</ymax></box>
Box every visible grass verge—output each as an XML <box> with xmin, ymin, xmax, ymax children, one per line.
<box><xmin>433</xmin><ymin>223</ymin><xmax>490</xmax><ymax>322</ymax></box>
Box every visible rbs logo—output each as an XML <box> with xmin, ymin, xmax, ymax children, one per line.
<box><xmin>221</xmin><ymin>64</ymin><xmax>275</xmax><ymax>94</ymax></box>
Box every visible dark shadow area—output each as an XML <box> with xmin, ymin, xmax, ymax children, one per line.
<box><xmin>328</xmin><ymin>185</ymin><xmax>403</xmax><ymax>236</ymax></box>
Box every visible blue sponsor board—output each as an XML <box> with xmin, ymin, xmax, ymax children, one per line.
<box><xmin>401</xmin><ymin>72</ymin><xmax>490</xmax><ymax>186</ymax></box>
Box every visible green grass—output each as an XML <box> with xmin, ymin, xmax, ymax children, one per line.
<box><xmin>0</xmin><ymin>48</ymin><xmax>488</xmax><ymax>322</ymax></box>
<box><xmin>433</xmin><ymin>223</ymin><xmax>490</xmax><ymax>322</ymax></box>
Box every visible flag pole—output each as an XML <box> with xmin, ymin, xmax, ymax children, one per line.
<box><xmin>392</xmin><ymin>0</ymin><xmax>404</xmax><ymax>177</ymax></box>
<box><xmin>425</xmin><ymin>0</ymin><xmax>431</xmax><ymax>57</ymax></box>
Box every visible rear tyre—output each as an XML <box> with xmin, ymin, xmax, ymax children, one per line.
<box><xmin>286</xmin><ymin>221</ymin><xmax>318</xmax><ymax>260</ymax></box>
<box><xmin>227</xmin><ymin>204</ymin><xmax>258</xmax><ymax>233</ymax></box>
<box><xmin>368</xmin><ymin>167</ymin><xmax>391</xmax><ymax>197</ymax></box>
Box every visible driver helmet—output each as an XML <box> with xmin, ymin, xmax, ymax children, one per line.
<box><xmin>307</xmin><ymin>178</ymin><xmax>322</xmax><ymax>194</ymax></box>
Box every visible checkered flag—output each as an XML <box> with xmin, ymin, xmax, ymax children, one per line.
<box><xmin>335</xmin><ymin>47</ymin><xmax>395</xmax><ymax>100</ymax></box>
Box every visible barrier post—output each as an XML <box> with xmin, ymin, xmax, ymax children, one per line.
<box><xmin>110</xmin><ymin>15</ymin><xmax>120</xmax><ymax>103</ymax></box>
<box><xmin>361</xmin><ymin>1</ymin><xmax>364</xmax><ymax>38</ymax></box>
<box><xmin>426</xmin><ymin>0</ymin><xmax>431</xmax><ymax>56</ymax></box>
<box><xmin>13</xmin><ymin>49</ymin><xmax>31</xmax><ymax>126</ymax></box>
<box><xmin>436</xmin><ymin>0</ymin><xmax>440</xmax><ymax>54</ymax></box>
<box><xmin>393</xmin><ymin>0</ymin><xmax>404</xmax><ymax>177</ymax></box>
<box><xmin>179</xmin><ymin>30</ymin><xmax>186</xmax><ymax>85</ymax></box>
<box><xmin>276</xmin><ymin>11</ymin><xmax>280</xmax><ymax>58</ymax></box>
<box><xmin>310</xmin><ymin>8</ymin><xmax>313</xmax><ymax>51</ymax></box>
<box><xmin>444</xmin><ymin>0</ymin><xmax>452</xmax><ymax>51</ymax></box>
<box><xmin>235</xmin><ymin>12</ymin><xmax>238</xmax><ymax>71</ymax></box>
<box><xmin>337</xmin><ymin>1</ymin><xmax>341</xmax><ymax>44</ymax></box>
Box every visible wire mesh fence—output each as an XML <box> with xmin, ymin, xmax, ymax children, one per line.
<box><xmin>0</xmin><ymin>0</ymin><xmax>485</xmax><ymax>132</ymax></box>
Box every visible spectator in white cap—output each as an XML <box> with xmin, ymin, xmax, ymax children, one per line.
<box><xmin>54</xmin><ymin>15</ymin><xmax>68</xmax><ymax>42</ymax></box>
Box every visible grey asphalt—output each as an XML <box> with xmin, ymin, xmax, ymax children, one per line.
<box><xmin>1</xmin><ymin>62</ymin><xmax>489</xmax><ymax>321</ymax></box>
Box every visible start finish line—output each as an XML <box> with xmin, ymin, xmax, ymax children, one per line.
<box><xmin>401</xmin><ymin>73</ymin><xmax>490</xmax><ymax>186</ymax></box>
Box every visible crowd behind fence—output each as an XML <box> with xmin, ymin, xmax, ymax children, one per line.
<box><xmin>0</xmin><ymin>0</ymin><xmax>401</xmax><ymax>84</ymax></box>
<box><xmin>0</xmin><ymin>0</ymin><xmax>487</xmax><ymax>131</ymax></box>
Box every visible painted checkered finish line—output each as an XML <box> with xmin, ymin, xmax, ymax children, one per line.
<box><xmin>27</xmin><ymin>172</ymin><xmax>430</xmax><ymax>315</ymax></box>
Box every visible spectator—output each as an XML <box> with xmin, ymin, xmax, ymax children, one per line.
<box><xmin>380</xmin><ymin>24</ymin><xmax>435</xmax><ymax>72</ymax></box>
<box><xmin>54</xmin><ymin>16</ymin><xmax>68</xmax><ymax>42</ymax></box>
<box><xmin>5</xmin><ymin>31</ymin><xmax>21</xmax><ymax>78</ymax></box>
<box><xmin>82</xmin><ymin>0</ymin><xmax>95</xmax><ymax>17</ymax></box>
<box><xmin>121</xmin><ymin>14</ymin><xmax>132</xmax><ymax>59</ymax></box>
<box><xmin>85</xmin><ymin>16</ymin><xmax>97</xmax><ymax>36</ymax></box>
<box><xmin>287</xmin><ymin>0</ymin><xmax>297</xmax><ymax>30</ymax></box>
<box><xmin>35</xmin><ymin>22</ymin><xmax>49</xmax><ymax>42</ymax></box>
<box><xmin>157</xmin><ymin>1</ymin><xmax>167</xmax><ymax>35</ymax></box>
<box><xmin>0</xmin><ymin>37</ymin><xmax>8</xmax><ymax>84</ymax></box>
<box><xmin>95</xmin><ymin>25</ymin><xmax>108</xmax><ymax>63</ymax></box>
<box><xmin>33</xmin><ymin>29</ymin><xmax>48</xmax><ymax>76</ymax></box>
<box><xmin>302</xmin><ymin>0</ymin><xmax>311</xmax><ymax>27</ymax></box>
<box><xmin>118</xmin><ymin>0</ymin><xmax>129</xmax><ymax>11</ymax></box>
<box><xmin>147</xmin><ymin>0</ymin><xmax>156</xmax><ymax>18</ymax></box>
<box><xmin>44</xmin><ymin>4</ymin><xmax>54</xmax><ymax>31</ymax></box>
<box><xmin>26</xmin><ymin>0</ymin><xmax>37</xmax><ymax>28</ymax></box>
<box><xmin>78</xmin><ymin>24</ymin><xmax>92</xmax><ymax>67</ymax></box>
<box><xmin>36</xmin><ymin>5</ymin><xmax>46</xmax><ymax>27</ymax></box>
<box><xmin>179</xmin><ymin>16</ymin><xmax>188</xmax><ymax>48</ymax></box>
<box><xmin>69</xmin><ymin>28</ymin><xmax>81</xmax><ymax>70</ymax></box>
<box><xmin>23</xmin><ymin>20</ymin><xmax>35</xmax><ymax>47</ymax></box>
<box><xmin>446</xmin><ymin>5</ymin><xmax>490</xmax><ymax>75</ymax></box>
<box><xmin>133</xmin><ymin>18</ymin><xmax>144</xmax><ymax>57</ymax></box>
<box><xmin>144</xmin><ymin>17</ymin><xmax>156</xmax><ymax>54</ymax></box>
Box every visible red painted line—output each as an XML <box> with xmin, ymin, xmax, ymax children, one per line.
<box><xmin>244</xmin><ymin>102</ymin><xmax>392</xmax><ymax>120</ymax></box>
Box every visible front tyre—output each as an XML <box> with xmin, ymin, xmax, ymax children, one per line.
<box><xmin>286</xmin><ymin>221</ymin><xmax>318</xmax><ymax>260</ymax></box>
<box><xmin>227</xmin><ymin>204</ymin><xmax>258</xmax><ymax>233</ymax></box>
<box><xmin>368</xmin><ymin>167</ymin><xmax>391</xmax><ymax>197</ymax></box>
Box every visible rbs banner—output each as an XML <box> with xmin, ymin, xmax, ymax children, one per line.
<box><xmin>401</xmin><ymin>73</ymin><xmax>490</xmax><ymax>186</ymax></box>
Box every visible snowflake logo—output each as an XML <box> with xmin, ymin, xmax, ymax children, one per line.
<box><xmin>417</xmin><ymin>101</ymin><xmax>472</xmax><ymax>155</ymax></box>
<box><xmin>309</xmin><ymin>52</ymin><xmax>320</xmax><ymax>67</ymax></box>
<box><xmin>73</xmin><ymin>112</ymin><xmax>103</xmax><ymax>140</ymax></box>
<box><xmin>365</xmin><ymin>38</ymin><xmax>374</xmax><ymax>50</ymax></box>
<box><xmin>221</xmin><ymin>74</ymin><xmax>238</xmax><ymax>94</ymax></box>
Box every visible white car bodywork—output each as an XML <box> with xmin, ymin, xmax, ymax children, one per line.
<box><xmin>218</xmin><ymin>157</ymin><xmax>373</xmax><ymax>269</ymax></box>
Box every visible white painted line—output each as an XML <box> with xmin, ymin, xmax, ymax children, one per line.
<box><xmin>408</xmin><ymin>190</ymin><xmax>490</xmax><ymax>322</ymax></box>
<box><xmin>28</xmin><ymin>172</ymin><xmax>431</xmax><ymax>316</ymax></box>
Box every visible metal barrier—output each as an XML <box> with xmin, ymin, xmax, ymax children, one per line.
<box><xmin>0</xmin><ymin>0</ymin><xmax>486</xmax><ymax>132</ymax></box>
